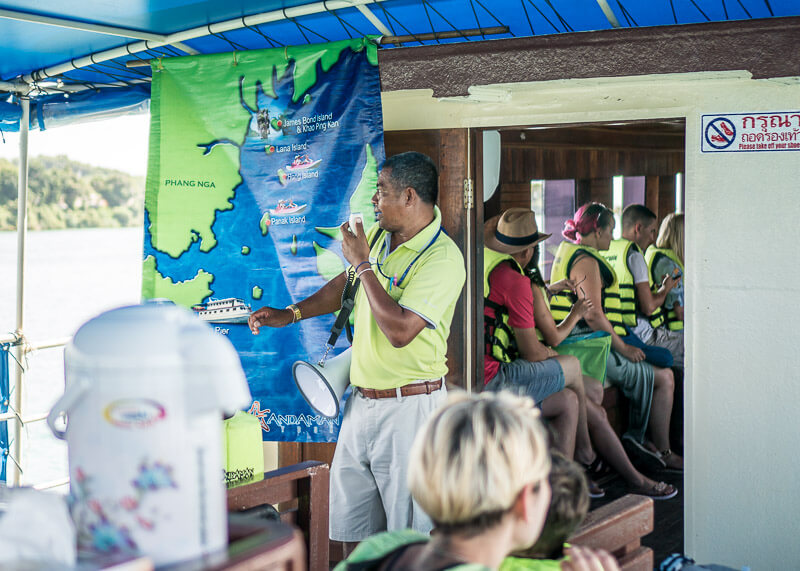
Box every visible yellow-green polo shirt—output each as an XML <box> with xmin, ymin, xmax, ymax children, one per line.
<box><xmin>349</xmin><ymin>206</ymin><xmax>466</xmax><ymax>390</ymax></box>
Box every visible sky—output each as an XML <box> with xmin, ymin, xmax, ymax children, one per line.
<box><xmin>0</xmin><ymin>113</ymin><xmax>150</xmax><ymax>176</ymax></box>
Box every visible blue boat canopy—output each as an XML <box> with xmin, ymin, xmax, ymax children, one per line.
<box><xmin>0</xmin><ymin>0</ymin><xmax>798</xmax><ymax>130</ymax></box>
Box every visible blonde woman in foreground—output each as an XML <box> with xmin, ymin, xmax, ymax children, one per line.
<box><xmin>335</xmin><ymin>391</ymin><xmax>619</xmax><ymax>570</ymax></box>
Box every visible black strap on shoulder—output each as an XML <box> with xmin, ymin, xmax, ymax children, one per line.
<box><xmin>327</xmin><ymin>229</ymin><xmax>384</xmax><ymax>346</ymax></box>
<box><xmin>483</xmin><ymin>298</ymin><xmax>519</xmax><ymax>362</ymax></box>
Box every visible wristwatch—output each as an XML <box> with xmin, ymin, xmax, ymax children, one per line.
<box><xmin>286</xmin><ymin>303</ymin><xmax>302</xmax><ymax>323</ymax></box>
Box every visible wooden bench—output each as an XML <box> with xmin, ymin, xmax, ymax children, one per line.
<box><xmin>227</xmin><ymin>461</ymin><xmax>330</xmax><ymax>571</ymax></box>
<box><xmin>570</xmin><ymin>494</ymin><xmax>654</xmax><ymax>571</ymax></box>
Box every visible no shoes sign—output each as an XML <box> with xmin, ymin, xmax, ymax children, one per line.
<box><xmin>701</xmin><ymin>112</ymin><xmax>800</xmax><ymax>153</ymax></box>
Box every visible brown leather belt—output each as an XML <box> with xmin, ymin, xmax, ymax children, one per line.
<box><xmin>358</xmin><ymin>379</ymin><xmax>443</xmax><ymax>399</ymax></box>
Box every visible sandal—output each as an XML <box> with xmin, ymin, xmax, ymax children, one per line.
<box><xmin>622</xmin><ymin>435</ymin><xmax>666</xmax><ymax>471</ymax></box>
<box><xmin>583</xmin><ymin>456</ymin><xmax>613</xmax><ymax>480</ymax></box>
<box><xmin>587</xmin><ymin>478</ymin><xmax>605</xmax><ymax>499</ymax></box>
<box><xmin>660</xmin><ymin>449</ymin><xmax>684</xmax><ymax>472</ymax></box>
<box><xmin>630</xmin><ymin>481</ymin><xmax>678</xmax><ymax>500</ymax></box>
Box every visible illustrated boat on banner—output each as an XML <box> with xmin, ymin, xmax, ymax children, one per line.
<box><xmin>192</xmin><ymin>298</ymin><xmax>252</xmax><ymax>324</ymax></box>
<box><xmin>285</xmin><ymin>156</ymin><xmax>322</xmax><ymax>171</ymax></box>
<box><xmin>269</xmin><ymin>200</ymin><xmax>307</xmax><ymax>216</ymax></box>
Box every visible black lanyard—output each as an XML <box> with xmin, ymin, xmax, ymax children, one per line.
<box><xmin>374</xmin><ymin>226</ymin><xmax>442</xmax><ymax>290</ymax></box>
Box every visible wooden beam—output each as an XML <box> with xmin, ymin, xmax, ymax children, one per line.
<box><xmin>438</xmin><ymin>129</ymin><xmax>469</xmax><ymax>390</ymax></box>
<box><xmin>500</xmin><ymin>126</ymin><xmax>685</xmax><ymax>153</ymax></box>
<box><xmin>645</xmin><ymin>176</ymin><xmax>660</xmax><ymax>219</ymax></box>
<box><xmin>659</xmin><ymin>176</ymin><xmax>676</xmax><ymax>220</ymax></box>
<box><xmin>378</xmin><ymin>17</ymin><xmax>800</xmax><ymax>97</ymax></box>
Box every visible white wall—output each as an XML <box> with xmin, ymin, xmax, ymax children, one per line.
<box><xmin>382</xmin><ymin>71</ymin><xmax>800</xmax><ymax>569</ymax></box>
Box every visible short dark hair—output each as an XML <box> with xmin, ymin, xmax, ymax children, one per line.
<box><xmin>517</xmin><ymin>453</ymin><xmax>590</xmax><ymax>560</ymax></box>
<box><xmin>622</xmin><ymin>204</ymin><xmax>657</xmax><ymax>231</ymax></box>
<box><xmin>381</xmin><ymin>152</ymin><xmax>438</xmax><ymax>205</ymax></box>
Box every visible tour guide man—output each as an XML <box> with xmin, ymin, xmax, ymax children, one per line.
<box><xmin>248</xmin><ymin>151</ymin><xmax>466</xmax><ymax>548</ymax></box>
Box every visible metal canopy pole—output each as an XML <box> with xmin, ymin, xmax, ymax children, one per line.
<box><xmin>595</xmin><ymin>0</ymin><xmax>622</xmax><ymax>28</ymax></box>
<box><xmin>464</xmin><ymin>128</ymin><xmax>473</xmax><ymax>394</ymax></box>
<box><xmin>10</xmin><ymin>97</ymin><xmax>30</xmax><ymax>486</ymax></box>
<box><xmin>23</xmin><ymin>0</ymin><xmax>387</xmax><ymax>84</ymax></box>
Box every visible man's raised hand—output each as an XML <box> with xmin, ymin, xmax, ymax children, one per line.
<box><xmin>248</xmin><ymin>306</ymin><xmax>293</xmax><ymax>334</ymax></box>
<box><xmin>340</xmin><ymin>219</ymin><xmax>370</xmax><ymax>268</ymax></box>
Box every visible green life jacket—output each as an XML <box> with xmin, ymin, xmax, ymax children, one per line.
<box><xmin>499</xmin><ymin>556</ymin><xmax>563</xmax><ymax>570</ymax></box>
<box><xmin>601</xmin><ymin>239</ymin><xmax>665</xmax><ymax>328</ymax></box>
<box><xmin>484</xmin><ymin>248</ymin><xmax>525</xmax><ymax>363</ymax></box>
<box><xmin>549</xmin><ymin>241</ymin><xmax>626</xmax><ymax>336</ymax></box>
<box><xmin>644</xmin><ymin>247</ymin><xmax>684</xmax><ymax>331</ymax></box>
<box><xmin>333</xmin><ymin>529</ymin><xmax>488</xmax><ymax>571</ymax></box>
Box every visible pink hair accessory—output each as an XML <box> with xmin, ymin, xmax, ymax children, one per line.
<box><xmin>562</xmin><ymin>218</ymin><xmax>579</xmax><ymax>242</ymax></box>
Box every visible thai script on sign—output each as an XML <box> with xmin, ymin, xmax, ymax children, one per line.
<box><xmin>702</xmin><ymin>112</ymin><xmax>800</xmax><ymax>153</ymax></box>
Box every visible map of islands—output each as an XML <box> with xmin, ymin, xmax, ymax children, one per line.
<box><xmin>144</xmin><ymin>38</ymin><xmax>381</xmax><ymax>313</ymax></box>
<box><xmin>144</xmin><ymin>38</ymin><xmax>376</xmax><ymax>260</ymax></box>
<box><xmin>141</xmin><ymin>256</ymin><xmax>213</xmax><ymax>307</ymax></box>
<box><xmin>141</xmin><ymin>37</ymin><xmax>385</xmax><ymax>444</ymax></box>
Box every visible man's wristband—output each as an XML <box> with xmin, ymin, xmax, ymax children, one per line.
<box><xmin>357</xmin><ymin>267</ymin><xmax>374</xmax><ymax>279</ymax></box>
<box><xmin>354</xmin><ymin>260</ymin><xmax>371</xmax><ymax>273</ymax></box>
<box><xmin>285</xmin><ymin>303</ymin><xmax>302</xmax><ymax>323</ymax></box>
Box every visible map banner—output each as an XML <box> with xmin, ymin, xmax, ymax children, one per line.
<box><xmin>142</xmin><ymin>38</ymin><xmax>385</xmax><ymax>442</ymax></box>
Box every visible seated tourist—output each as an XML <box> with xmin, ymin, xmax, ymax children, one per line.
<box><xmin>335</xmin><ymin>391</ymin><xmax>618</xmax><ymax>570</ymax></box>
<box><xmin>500</xmin><ymin>452</ymin><xmax>592</xmax><ymax>570</ymax></box>
<box><xmin>602</xmin><ymin>204</ymin><xmax>678</xmax><ymax>369</ymax></box>
<box><xmin>549</xmin><ymin>203</ymin><xmax>682</xmax><ymax>471</ymax></box>
<box><xmin>483</xmin><ymin>208</ymin><xmax>599</xmax><ymax>494</ymax></box>
<box><xmin>528</xmin><ymin>243</ymin><xmax>676</xmax><ymax>499</ymax></box>
<box><xmin>641</xmin><ymin>213</ymin><xmax>685</xmax><ymax>369</ymax></box>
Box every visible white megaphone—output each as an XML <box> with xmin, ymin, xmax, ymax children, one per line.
<box><xmin>292</xmin><ymin>347</ymin><xmax>351</xmax><ymax>418</ymax></box>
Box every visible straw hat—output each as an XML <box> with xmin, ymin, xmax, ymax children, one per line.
<box><xmin>484</xmin><ymin>208</ymin><xmax>551</xmax><ymax>254</ymax></box>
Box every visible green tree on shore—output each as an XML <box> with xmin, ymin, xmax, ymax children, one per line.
<box><xmin>0</xmin><ymin>155</ymin><xmax>144</xmax><ymax>231</ymax></box>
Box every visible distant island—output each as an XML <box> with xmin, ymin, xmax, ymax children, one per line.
<box><xmin>0</xmin><ymin>155</ymin><xmax>144</xmax><ymax>231</ymax></box>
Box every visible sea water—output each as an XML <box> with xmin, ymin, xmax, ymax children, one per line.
<box><xmin>0</xmin><ymin>227</ymin><xmax>143</xmax><ymax>486</ymax></box>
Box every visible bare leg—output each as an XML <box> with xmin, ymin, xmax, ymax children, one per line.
<box><xmin>586</xmin><ymin>399</ymin><xmax>662</xmax><ymax>489</ymax></box>
<box><xmin>648</xmin><ymin>367</ymin><xmax>683</xmax><ymax>469</ymax></box>
<box><xmin>583</xmin><ymin>375</ymin><xmax>604</xmax><ymax>406</ymax></box>
<box><xmin>540</xmin><ymin>389</ymin><xmax>578</xmax><ymax>458</ymax></box>
<box><xmin>552</xmin><ymin>355</ymin><xmax>594</xmax><ymax>465</ymax></box>
<box><xmin>341</xmin><ymin>541</ymin><xmax>360</xmax><ymax>558</ymax></box>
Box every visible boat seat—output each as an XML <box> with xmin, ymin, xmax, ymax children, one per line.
<box><xmin>570</xmin><ymin>494</ymin><xmax>655</xmax><ymax>571</ymax></box>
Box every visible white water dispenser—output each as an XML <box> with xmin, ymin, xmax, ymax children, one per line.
<box><xmin>47</xmin><ymin>303</ymin><xmax>252</xmax><ymax>566</ymax></box>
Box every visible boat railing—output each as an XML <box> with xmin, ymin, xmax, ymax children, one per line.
<box><xmin>1</xmin><ymin>332</ymin><xmax>71</xmax><ymax>489</ymax></box>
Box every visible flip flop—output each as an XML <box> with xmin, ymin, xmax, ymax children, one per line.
<box><xmin>622</xmin><ymin>435</ymin><xmax>666</xmax><ymax>472</ymax></box>
<box><xmin>630</xmin><ymin>481</ymin><xmax>678</xmax><ymax>500</ymax></box>
<box><xmin>659</xmin><ymin>449</ymin><xmax>684</xmax><ymax>472</ymax></box>
<box><xmin>588</xmin><ymin>478</ymin><xmax>605</xmax><ymax>499</ymax></box>
<box><xmin>583</xmin><ymin>456</ymin><xmax>614</xmax><ymax>479</ymax></box>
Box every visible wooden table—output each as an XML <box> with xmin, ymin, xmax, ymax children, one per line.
<box><xmin>84</xmin><ymin>516</ymin><xmax>305</xmax><ymax>570</ymax></box>
<box><xmin>227</xmin><ymin>461</ymin><xmax>329</xmax><ymax>571</ymax></box>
